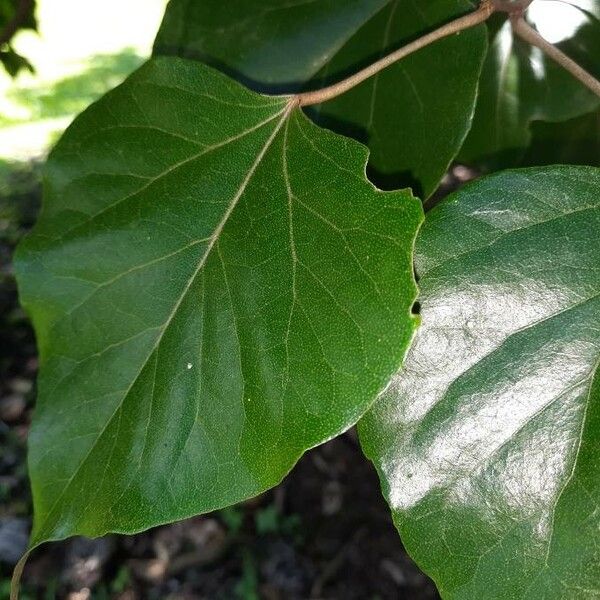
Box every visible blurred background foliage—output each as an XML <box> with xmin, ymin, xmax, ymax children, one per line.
<box><xmin>0</xmin><ymin>0</ymin><xmax>167</xmax><ymax>165</ymax></box>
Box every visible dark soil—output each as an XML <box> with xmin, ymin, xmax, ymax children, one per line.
<box><xmin>0</xmin><ymin>161</ymin><xmax>441</xmax><ymax>600</ymax></box>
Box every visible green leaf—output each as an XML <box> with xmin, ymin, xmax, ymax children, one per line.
<box><xmin>0</xmin><ymin>0</ymin><xmax>37</xmax><ymax>77</ymax></box>
<box><xmin>360</xmin><ymin>166</ymin><xmax>600</xmax><ymax>598</ymax></box>
<box><xmin>0</xmin><ymin>47</ymin><xmax>34</xmax><ymax>77</ymax></box>
<box><xmin>154</xmin><ymin>0</ymin><xmax>487</xmax><ymax>197</ymax></box>
<box><xmin>307</xmin><ymin>0</ymin><xmax>486</xmax><ymax>198</ymax></box>
<box><xmin>460</xmin><ymin>5</ymin><xmax>600</xmax><ymax>169</ymax></box>
<box><xmin>153</xmin><ymin>0</ymin><xmax>387</xmax><ymax>89</ymax></box>
<box><xmin>523</xmin><ymin>110</ymin><xmax>600</xmax><ymax>168</ymax></box>
<box><xmin>15</xmin><ymin>57</ymin><xmax>422</xmax><ymax>547</ymax></box>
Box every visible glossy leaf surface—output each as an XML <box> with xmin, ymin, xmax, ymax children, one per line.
<box><xmin>15</xmin><ymin>57</ymin><xmax>422</xmax><ymax>546</ymax></box>
<box><xmin>460</xmin><ymin>4</ymin><xmax>600</xmax><ymax>169</ymax></box>
<box><xmin>154</xmin><ymin>0</ymin><xmax>487</xmax><ymax>197</ymax></box>
<box><xmin>360</xmin><ymin>166</ymin><xmax>600</xmax><ymax>598</ymax></box>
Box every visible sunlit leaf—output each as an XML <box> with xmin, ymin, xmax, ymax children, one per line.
<box><xmin>360</xmin><ymin>166</ymin><xmax>600</xmax><ymax>598</ymax></box>
<box><xmin>15</xmin><ymin>57</ymin><xmax>422</xmax><ymax>546</ymax></box>
<box><xmin>460</xmin><ymin>4</ymin><xmax>600</xmax><ymax>169</ymax></box>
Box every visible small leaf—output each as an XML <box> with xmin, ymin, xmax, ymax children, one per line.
<box><xmin>153</xmin><ymin>0</ymin><xmax>488</xmax><ymax>197</ymax></box>
<box><xmin>307</xmin><ymin>0</ymin><xmax>486</xmax><ymax>198</ymax></box>
<box><xmin>0</xmin><ymin>47</ymin><xmax>34</xmax><ymax>77</ymax></box>
<box><xmin>360</xmin><ymin>166</ymin><xmax>600</xmax><ymax>598</ymax></box>
<box><xmin>0</xmin><ymin>0</ymin><xmax>37</xmax><ymax>77</ymax></box>
<box><xmin>460</xmin><ymin>5</ymin><xmax>600</xmax><ymax>169</ymax></box>
<box><xmin>153</xmin><ymin>0</ymin><xmax>388</xmax><ymax>89</ymax></box>
<box><xmin>15</xmin><ymin>57</ymin><xmax>422</xmax><ymax>547</ymax></box>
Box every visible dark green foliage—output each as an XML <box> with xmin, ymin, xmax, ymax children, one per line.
<box><xmin>154</xmin><ymin>0</ymin><xmax>488</xmax><ymax>197</ymax></box>
<box><xmin>459</xmin><ymin>6</ymin><xmax>600</xmax><ymax>169</ymax></box>
<box><xmin>0</xmin><ymin>0</ymin><xmax>37</xmax><ymax>76</ymax></box>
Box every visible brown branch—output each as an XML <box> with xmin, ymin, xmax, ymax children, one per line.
<box><xmin>0</xmin><ymin>0</ymin><xmax>34</xmax><ymax>47</ymax></box>
<box><xmin>511</xmin><ymin>16</ymin><xmax>600</xmax><ymax>98</ymax></box>
<box><xmin>10</xmin><ymin>550</ymin><xmax>30</xmax><ymax>600</ymax></box>
<box><xmin>296</xmin><ymin>1</ymin><xmax>495</xmax><ymax>107</ymax></box>
<box><xmin>492</xmin><ymin>0</ymin><xmax>534</xmax><ymax>14</ymax></box>
<box><xmin>294</xmin><ymin>0</ymin><xmax>600</xmax><ymax>108</ymax></box>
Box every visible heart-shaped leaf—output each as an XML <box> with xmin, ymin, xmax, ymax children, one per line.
<box><xmin>154</xmin><ymin>0</ymin><xmax>487</xmax><ymax>197</ymax></box>
<box><xmin>460</xmin><ymin>4</ymin><xmax>600</xmax><ymax>169</ymax></box>
<box><xmin>15</xmin><ymin>57</ymin><xmax>422</xmax><ymax>547</ymax></box>
<box><xmin>360</xmin><ymin>166</ymin><xmax>600</xmax><ymax>598</ymax></box>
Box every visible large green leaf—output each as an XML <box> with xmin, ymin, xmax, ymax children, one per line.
<box><xmin>460</xmin><ymin>3</ymin><xmax>600</xmax><ymax>169</ymax></box>
<box><xmin>15</xmin><ymin>57</ymin><xmax>422</xmax><ymax>547</ymax></box>
<box><xmin>154</xmin><ymin>0</ymin><xmax>487</xmax><ymax>197</ymax></box>
<box><xmin>360</xmin><ymin>166</ymin><xmax>600</xmax><ymax>598</ymax></box>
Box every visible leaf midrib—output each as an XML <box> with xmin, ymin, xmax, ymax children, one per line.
<box><xmin>38</xmin><ymin>104</ymin><xmax>291</xmax><ymax>390</ymax></box>
<box><xmin>32</xmin><ymin>103</ymin><xmax>294</xmax><ymax>544</ymax></box>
